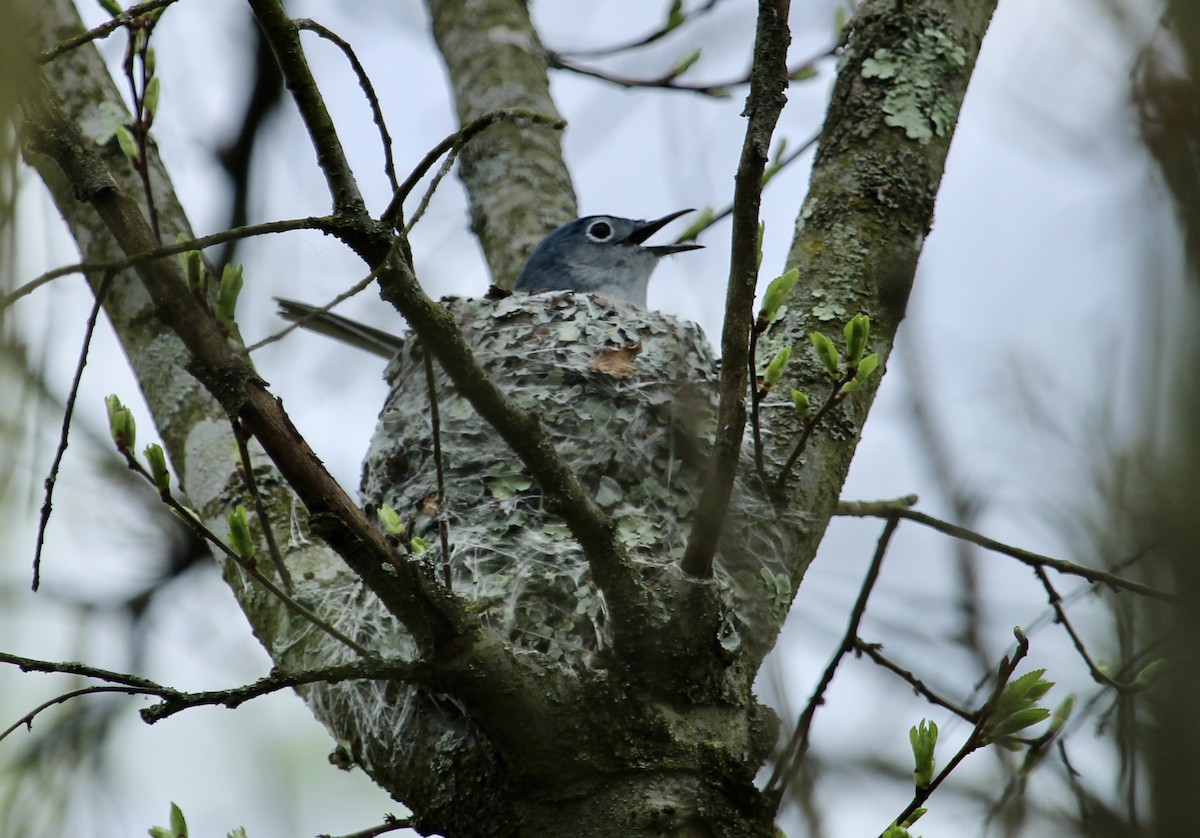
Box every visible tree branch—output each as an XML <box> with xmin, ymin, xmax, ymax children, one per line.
<box><xmin>682</xmin><ymin>0</ymin><xmax>791</xmax><ymax>577</ymax></box>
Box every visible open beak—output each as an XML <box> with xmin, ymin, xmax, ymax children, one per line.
<box><xmin>628</xmin><ymin>209</ymin><xmax>705</xmax><ymax>256</ymax></box>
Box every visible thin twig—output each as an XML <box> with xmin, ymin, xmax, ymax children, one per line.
<box><xmin>380</xmin><ymin>108</ymin><xmax>565</xmax><ymax>230</ymax></box>
<box><xmin>765</xmin><ymin>516</ymin><xmax>900</xmax><ymax>802</ymax></box>
<box><xmin>0</xmin><ymin>686</ymin><xmax>162</xmax><ymax>744</ymax></box>
<box><xmin>681</xmin><ymin>0</ymin><xmax>791</xmax><ymax>578</ymax></box>
<box><xmin>32</xmin><ymin>272</ymin><xmax>114</xmax><ymax>591</ymax></box>
<box><xmin>853</xmin><ymin>637</ymin><xmax>979</xmax><ymax>723</ymax></box>
<box><xmin>554</xmin><ymin>0</ymin><xmax>723</xmax><ymax>59</ymax></box>
<box><xmin>836</xmin><ymin>499</ymin><xmax>1173</xmax><ymax>602</ymax></box>
<box><xmin>548</xmin><ymin>43</ymin><xmax>836</xmax><ymax>97</ymax></box>
<box><xmin>2</xmin><ymin>216</ymin><xmax>336</xmax><ymax>313</ymax></box>
<box><xmin>0</xmin><ymin>651</ymin><xmax>425</xmax><ymax>734</ymax></box>
<box><xmin>422</xmin><ymin>352</ymin><xmax>453</xmax><ymax>589</ymax></box>
<box><xmin>233</xmin><ymin>423</ymin><xmax>294</xmax><ymax>591</ymax></box>
<box><xmin>36</xmin><ymin>0</ymin><xmax>179</xmax><ymax>64</ymax></box>
<box><xmin>1034</xmin><ymin>566</ymin><xmax>1135</xmax><ymax>693</ymax></box>
<box><xmin>318</xmin><ymin>814</ymin><xmax>414</xmax><ymax>838</ymax></box>
<box><xmin>296</xmin><ymin>19</ymin><xmax>399</xmax><ymax>195</ymax></box>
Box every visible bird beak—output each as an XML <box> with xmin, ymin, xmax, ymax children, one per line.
<box><xmin>628</xmin><ymin>209</ymin><xmax>705</xmax><ymax>256</ymax></box>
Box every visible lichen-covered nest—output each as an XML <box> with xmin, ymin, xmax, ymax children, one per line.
<box><xmin>295</xmin><ymin>293</ymin><xmax>805</xmax><ymax>769</ymax></box>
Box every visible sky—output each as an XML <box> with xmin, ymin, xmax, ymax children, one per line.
<box><xmin>0</xmin><ymin>0</ymin><xmax>1181</xmax><ymax>836</ymax></box>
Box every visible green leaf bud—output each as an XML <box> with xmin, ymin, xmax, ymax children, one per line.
<box><xmin>144</xmin><ymin>443</ymin><xmax>170</xmax><ymax>494</ymax></box>
<box><xmin>790</xmin><ymin>388</ymin><xmax>812</xmax><ymax>420</ymax></box>
<box><xmin>844</xmin><ymin>313</ymin><xmax>870</xmax><ymax>364</ymax></box>
<box><xmin>377</xmin><ymin>503</ymin><xmax>405</xmax><ymax>536</ymax></box>
<box><xmin>227</xmin><ymin>505</ymin><xmax>255</xmax><ymax>560</ymax></box>
<box><xmin>760</xmin><ymin>268</ymin><xmax>799</xmax><ymax>323</ymax></box>
<box><xmin>763</xmin><ymin>345</ymin><xmax>792</xmax><ymax>389</ymax></box>
<box><xmin>808</xmin><ymin>331</ymin><xmax>840</xmax><ymax>377</ymax></box>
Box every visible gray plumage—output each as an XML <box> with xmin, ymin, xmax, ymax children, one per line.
<box><xmin>513</xmin><ymin>209</ymin><xmax>703</xmax><ymax>308</ymax></box>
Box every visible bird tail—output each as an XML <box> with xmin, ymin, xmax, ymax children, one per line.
<box><xmin>274</xmin><ymin>298</ymin><xmax>406</xmax><ymax>359</ymax></box>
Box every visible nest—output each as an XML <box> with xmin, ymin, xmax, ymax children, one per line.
<box><xmin>291</xmin><ymin>293</ymin><xmax>804</xmax><ymax>771</ymax></box>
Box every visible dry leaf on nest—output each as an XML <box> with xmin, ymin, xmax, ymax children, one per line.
<box><xmin>589</xmin><ymin>341</ymin><xmax>642</xmax><ymax>379</ymax></box>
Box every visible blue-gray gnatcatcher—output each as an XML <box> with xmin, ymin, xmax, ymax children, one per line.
<box><xmin>514</xmin><ymin>209</ymin><xmax>702</xmax><ymax>308</ymax></box>
<box><xmin>277</xmin><ymin>209</ymin><xmax>702</xmax><ymax>356</ymax></box>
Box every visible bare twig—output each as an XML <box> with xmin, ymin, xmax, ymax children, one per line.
<box><xmin>36</xmin><ymin>0</ymin><xmax>179</xmax><ymax>64</ymax></box>
<box><xmin>319</xmin><ymin>814</ymin><xmax>414</xmax><ymax>838</ymax></box>
<box><xmin>32</xmin><ymin>271</ymin><xmax>114</xmax><ymax>591</ymax></box>
<box><xmin>423</xmin><ymin>352</ymin><xmax>453</xmax><ymax>588</ymax></box>
<box><xmin>297</xmin><ymin>19</ymin><xmax>399</xmax><ymax>196</ymax></box>
<box><xmin>1034</xmin><ymin>566</ymin><xmax>1137</xmax><ymax>693</ymax></box>
<box><xmin>682</xmin><ymin>0</ymin><xmax>791</xmax><ymax>577</ymax></box>
<box><xmin>836</xmin><ymin>499</ymin><xmax>1172</xmax><ymax>602</ymax></box>
<box><xmin>853</xmin><ymin>637</ymin><xmax>979</xmax><ymax>723</ymax></box>
<box><xmin>2</xmin><ymin>216</ymin><xmax>337</xmax><ymax>313</ymax></box>
<box><xmin>233</xmin><ymin>422</ymin><xmax>294</xmax><ymax>591</ymax></box>
<box><xmin>765</xmin><ymin>515</ymin><xmax>900</xmax><ymax>802</ymax></box>
<box><xmin>554</xmin><ymin>0</ymin><xmax>723</xmax><ymax>59</ymax></box>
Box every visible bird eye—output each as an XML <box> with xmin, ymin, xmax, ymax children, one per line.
<box><xmin>585</xmin><ymin>221</ymin><xmax>613</xmax><ymax>242</ymax></box>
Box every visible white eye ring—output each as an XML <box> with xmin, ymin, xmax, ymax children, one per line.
<box><xmin>585</xmin><ymin>220</ymin><xmax>613</xmax><ymax>242</ymax></box>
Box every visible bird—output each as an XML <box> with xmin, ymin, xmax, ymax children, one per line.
<box><xmin>514</xmin><ymin>209</ymin><xmax>703</xmax><ymax>308</ymax></box>
<box><xmin>277</xmin><ymin>209</ymin><xmax>703</xmax><ymax>356</ymax></box>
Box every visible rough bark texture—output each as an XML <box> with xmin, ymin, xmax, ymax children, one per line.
<box><xmin>19</xmin><ymin>0</ymin><xmax>996</xmax><ymax>835</ymax></box>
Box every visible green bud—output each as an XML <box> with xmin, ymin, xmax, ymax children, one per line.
<box><xmin>105</xmin><ymin>394</ymin><xmax>136</xmax><ymax>450</ymax></box>
<box><xmin>671</xmin><ymin>48</ymin><xmax>701</xmax><ymax>78</ymax></box>
<box><xmin>144</xmin><ymin>443</ymin><xmax>170</xmax><ymax>494</ymax></box>
<box><xmin>666</xmin><ymin>0</ymin><xmax>684</xmax><ymax>29</ymax></box>
<box><xmin>756</xmin><ymin>221</ymin><xmax>765</xmax><ymax>269</ymax></box>
<box><xmin>909</xmin><ymin>719</ymin><xmax>938</xmax><ymax>789</ymax></box>
<box><xmin>411</xmin><ymin>536</ymin><xmax>429</xmax><ymax>555</ymax></box>
<box><xmin>143</xmin><ymin>76</ymin><xmax>161</xmax><ymax>120</ymax></box>
<box><xmin>844</xmin><ymin>313</ymin><xmax>870</xmax><ymax>364</ymax></box>
<box><xmin>760</xmin><ymin>267</ymin><xmax>799</xmax><ymax>323</ymax></box>
<box><xmin>790</xmin><ymin>64</ymin><xmax>819</xmax><ymax>82</ymax></box>
<box><xmin>1049</xmin><ymin>694</ymin><xmax>1075</xmax><ymax>732</ymax></box>
<box><xmin>1133</xmin><ymin>658</ymin><xmax>1167</xmax><ymax>690</ymax></box>
<box><xmin>115</xmin><ymin>124</ymin><xmax>140</xmax><ymax>163</ymax></box>
<box><xmin>790</xmin><ymin>388</ymin><xmax>812</xmax><ymax>420</ymax></box>
<box><xmin>763</xmin><ymin>345</ymin><xmax>792</xmax><ymax>389</ymax></box>
<box><xmin>145</xmin><ymin>46</ymin><xmax>157</xmax><ymax>76</ymax></box>
<box><xmin>227</xmin><ymin>505</ymin><xmax>255</xmax><ymax>560</ymax></box>
<box><xmin>377</xmin><ymin>503</ymin><xmax>405</xmax><ymax>536</ymax></box>
<box><xmin>183</xmin><ymin>248</ymin><xmax>205</xmax><ymax>300</ymax></box>
<box><xmin>841</xmin><ymin>353</ymin><xmax>880</xmax><ymax>394</ymax></box>
<box><xmin>97</xmin><ymin>0</ymin><xmax>123</xmax><ymax>16</ymax></box>
<box><xmin>808</xmin><ymin>331</ymin><xmax>840</xmax><ymax>377</ymax></box>
<box><xmin>215</xmin><ymin>263</ymin><xmax>244</xmax><ymax>332</ymax></box>
<box><xmin>170</xmin><ymin>802</ymin><xmax>187</xmax><ymax>838</ymax></box>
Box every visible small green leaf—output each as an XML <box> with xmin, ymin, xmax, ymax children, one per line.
<box><xmin>1049</xmin><ymin>694</ymin><xmax>1075</xmax><ymax>732</ymax></box>
<box><xmin>843</xmin><ymin>313</ymin><xmax>870</xmax><ymax>364</ymax></box>
<box><xmin>665</xmin><ymin>0</ymin><xmax>685</xmax><ymax>29</ymax></box>
<box><xmin>989</xmin><ymin>707</ymin><xmax>1051</xmax><ymax>743</ymax></box>
<box><xmin>97</xmin><ymin>0</ymin><xmax>122</xmax><ymax>16</ymax></box>
<box><xmin>789</xmin><ymin>64</ymin><xmax>819</xmax><ymax>82</ymax></box>
<box><xmin>144</xmin><ymin>443</ymin><xmax>170</xmax><ymax>493</ymax></box>
<box><xmin>169</xmin><ymin>803</ymin><xmax>187</xmax><ymax>837</ymax></box>
<box><xmin>760</xmin><ymin>267</ymin><xmax>799</xmax><ymax>323</ymax></box>
<box><xmin>377</xmin><ymin>503</ymin><xmax>405</xmax><ymax>536</ymax></box>
<box><xmin>790</xmin><ymin>389</ymin><xmax>812</xmax><ymax>420</ymax></box>
<box><xmin>145</xmin><ymin>45</ymin><xmax>157</xmax><ymax>76</ymax></box>
<box><xmin>909</xmin><ymin>719</ymin><xmax>938</xmax><ymax>789</ymax></box>
<box><xmin>227</xmin><ymin>505</ymin><xmax>255</xmax><ymax>560</ymax></box>
<box><xmin>763</xmin><ymin>345</ymin><xmax>792</xmax><ymax>389</ymax></box>
<box><xmin>183</xmin><ymin>248</ymin><xmax>205</xmax><ymax>300</ymax></box>
<box><xmin>411</xmin><ymin>535</ymin><xmax>429</xmax><ymax>555</ymax></box>
<box><xmin>671</xmin><ymin>48</ymin><xmax>701</xmax><ymax>78</ymax></box>
<box><xmin>105</xmin><ymin>394</ymin><xmax>136</xmax><ymax>450</ymax></box>
<box><xmin>144</xmin><ymin>76</ymin><xmax>161</xmax><ymax>120</ymax></box>
<box><xmin>115</xmin><ymin>124</ymin><xmax>140</xmax><ymax>163</ymax></box>
<box><xmin>215</xmin><ymin>263</ymin><xmax>244</xmax><ymax>332</ymax></box>
<box><xmin>756</xmin><ymin>221</ymin><xmax>765</xmax><ymax>269</ymax></box>
<box><xmin>1133</xmin><ymin>658</ymin><xmax>1167</xmax><ymax>690</ymax></box>
<box><xmin>808</xmin><ymin>331</ymin><xmax>840</xmax><ymax>377</ymax></box>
